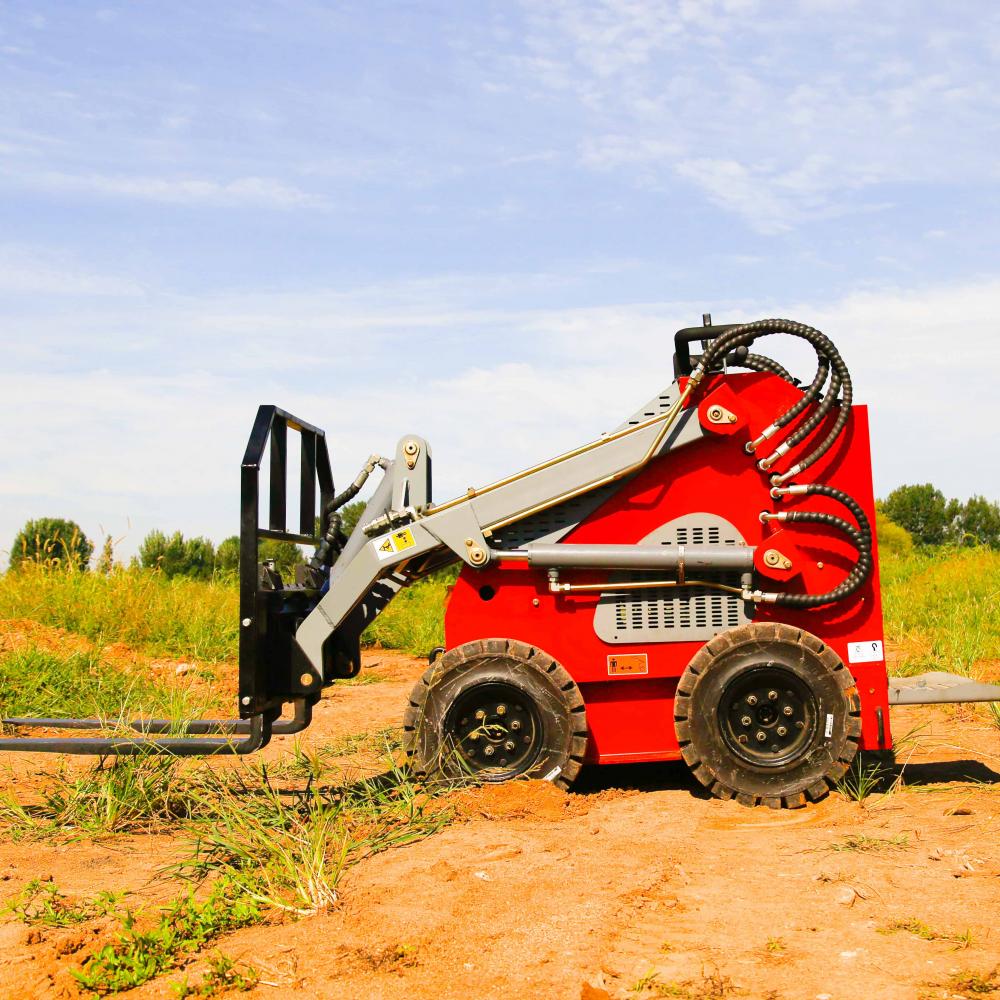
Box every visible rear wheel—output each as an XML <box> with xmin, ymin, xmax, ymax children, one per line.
<box><xmin>403</xmin><ymin>638</ymin><xmax>588</xmax><ymax>790</ymax></box>
<box><xmin>674</xmin><ymin>623</ymin><xmax>862</xmax><ymax>808</ymax></box>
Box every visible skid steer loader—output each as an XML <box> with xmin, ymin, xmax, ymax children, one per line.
<box><xmin>4</xmin><ymin>317</ymin><xmax>998</xmax><ymax>808</ymax></box>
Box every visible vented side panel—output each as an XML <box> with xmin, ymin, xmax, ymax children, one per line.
<box><xmin>490</xmin><ymin>483</ymin><xmax>619</xmax><ymax>549</ymax></box>
<box><xmin>593</xmin><ymin>513</ymin><xmax>751</xmax><ymax>644</ymax></box>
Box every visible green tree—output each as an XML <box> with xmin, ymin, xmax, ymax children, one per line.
<box><xmin>139</xmin><ymin>530</ymin><xmax>216</xmax><ymax>579</ymax></box>
<box><xmin>948</xmin><ymin>495</ymin><xmax>1000</xmax><ymax>548</ymax></box>
<box><xmin>339</xmin><ymin>500</ymin><xmax>366</xmax><ymax>538</ymax></box>
<box><xmin>881</xmin><ymin>484</ymin><xmax>949</xmax><ymax>546</ymax></box>
<box><xmin>10</xmin><ymin>517</ymin><xmax>93</xmax><ymax>570</ymax></box>
<box><xmin>215</xmin><ymin>536</ymin><xmax>240</xmax><ymax>574</ymax></box>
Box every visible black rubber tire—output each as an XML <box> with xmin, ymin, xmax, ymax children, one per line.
<box><xmin>403</xmin><ymin>638</ymin><xmax>588</xmax><ymax>791</ymax></box>
<box><xmin>674</xmin><ymin>623</ymin><xmax>862</xmax><ymax>808</ymax></box>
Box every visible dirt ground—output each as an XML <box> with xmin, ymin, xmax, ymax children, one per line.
<box><xmin>1</xmin><ymin>647</ymin><xmax>998</xmax><ymax>1000</ymax></box>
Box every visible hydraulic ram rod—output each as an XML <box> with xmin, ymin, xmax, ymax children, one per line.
<box><xmin>494</xmin><ymin>543</ymin><xmax>755</xmax><ymax>571</ymax></box>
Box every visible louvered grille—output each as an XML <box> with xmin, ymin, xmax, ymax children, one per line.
<box><xmin>593</xmin><ymin>513</ymin><xmax>751</xmax><ymax>644</ymax></box>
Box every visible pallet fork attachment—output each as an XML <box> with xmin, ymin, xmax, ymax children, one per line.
<box><xmin>0</xmin><ymin>405</ymin><xmax>327</xmax><ymax>755</ymax></box>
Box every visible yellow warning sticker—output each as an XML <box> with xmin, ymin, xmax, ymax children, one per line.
<box><xmin>373</xmin><ymin>528</ymin><xmax>417</xmax><ymax>561</ymax></box>
<box><xmin>607</xmin><ymin>653</ymin><xmax>648</xmax><ymax>676</ymax></box>
<box><xmin>392</xmin><ymin>528</ymin><xmax>416</xmax><ymax>551</ymax></box>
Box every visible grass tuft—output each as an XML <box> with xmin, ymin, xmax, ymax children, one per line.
<box><xmin>826</xmin><ymin>833</ymin><xmax>909</xmax><ymax>853</ymax></box>
<box><xmin>881</xmin><ymin>917</ymin><xmax>974</xmax><ymax>949</ymax></box>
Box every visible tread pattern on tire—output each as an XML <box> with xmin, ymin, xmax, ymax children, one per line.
<box><xmin>403</xmin><ymin>638</ymin><xmax>589</xmax><ymax>790</ymax></box>
<box><xmin>674</xmin><ymin>622</ymin><xmax>862</xmax><ymax>809</ymax></box>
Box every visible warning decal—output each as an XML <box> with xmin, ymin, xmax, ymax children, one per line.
<box><xmin>373</xmin><ymin>528</ymin><xmax>417</xmax><ymax>561</ymax></box>
<box><xmin>607</xmin><ymin>653</ymin><xmax>648</xmax><ymax>676</ymax></box>
<box><xmin>847</xmin><ymin>640</ymin><xmax>884</xmax><ymax>664</ymax></box>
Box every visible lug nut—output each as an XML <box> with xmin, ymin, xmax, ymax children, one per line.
<box><xmin>776</xmin><ymin>726</ymin><xmax>788</xmax><ymax>737</ymax></box>
<box><xmin>741</xmin><ymin>715</ymin><xmax>752</xmax><ymax>727</ymax></box>
<box><xmin>510</xmin><ymin>720</ymin><xmax>521</xmax><ymax>731</ymax></box>
<box><xmin>768</xmin><ymin>690</ymin><xmax>778</xmax><ymax>701</ymax></box>
<box><xmin>483</xmin><ymin>745</ymin><xmax>495</xmax><ymax>757</ymax></box>
<box><xmin>475</xmin><ymin>709</ymin><xmax>486</xmax><ymax>720</ymax></box>
<box><xmin>505</xmin><ymin>740</ymin><xmax>515</xmax><ymax>751</ymax></box>
<box><xmin>469</xmin><ymin>732</ymin><xmax>480</xmax><ymax>741</ymax></box>
<box><xmin>738</xmin><ymin>734</ymin><xmax>749</xmax><ymax>745</ymax></box>
<box><xmin>746</xmin><ymin>694</ymin><xmax>758</xmax><ymax>706</ymax></box>
<box><xmin>755</xmin><ymin>730</ymin><xmax>767</xmax><ymax>742</ymax></box>
<box><xmin>496</xmin><ymin>704</ymin><xmax>507</xmax><ymax>716</ymax></box>
<box><xmin>782</xmin><ymin>705</ymin><xmax>793</xmax><ymax>716</ymax></box>
<box><xmin>795</xmin><ymin>720</ymin><xmax>805</xmax><ymax>729</ymax></box>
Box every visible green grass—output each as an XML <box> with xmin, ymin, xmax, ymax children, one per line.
<box><xmin>0</xmin><ymin>564</ymin><xmax>238</xmax><ymax>662</ymax></box>
<box><xmin>880</xmin><ymin>547</ymin><xmax>1000</xmax><ymax>677</ymax></box>
<box><xmin>364</xmin><ymin>567</ymin><xmax>456</xmax><ymax>656</ymax></box>
<box><xmin>0</xmin><ymin>644</ymin><xmax>212</xmax><ymax>725</ymax></box>
<box><xmin>0</xmin><ymin>561</ymin><xmax>455</xmax><ymax>664</ymax></box>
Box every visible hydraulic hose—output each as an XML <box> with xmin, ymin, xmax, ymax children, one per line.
<box><xmin>686</xmin><ymin>319</ymin><xmax>871</xmax><ymax>610</ymax></box>
<box><xmin>308</xmin><ymin>454</ymin><xmax>389</xmax><ymax>575</ymax></box>
<box><xmin>726</xmin><ymin>350</ymin><xmax>797</xmax><ymax>385</ymax></box>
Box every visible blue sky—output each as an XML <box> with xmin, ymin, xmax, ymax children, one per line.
<box><xmin>2</xmin><ymin>0</ymin><xmax>999</xmax><ymax>563</ymax></box>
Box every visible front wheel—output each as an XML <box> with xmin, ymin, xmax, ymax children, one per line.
<box><xmin>403</xmin><ymin>639</ymin><xmax>588</xmax><ymax>790</ymax></box>
<box><xmin>674</xmin><ymin>623</ymin><xmax>862</xmax><ymax>808</ymax></box>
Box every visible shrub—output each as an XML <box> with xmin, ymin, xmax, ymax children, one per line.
<box><xmin>139</xmin><ymin>531</ymin><xmax>216</xmax><ymax>580</ymax></box>
<box><xmin>9</xmin><ymin>517</ymin><xmax>93</xmax><ymax>571</ymax></box>
<box><xmin>875</xmin><ymin>509</ymin><xmax>913</xmax><ymax>556</ymax></box>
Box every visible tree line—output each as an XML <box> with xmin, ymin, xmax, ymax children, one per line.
<box><xmin>6</xmin><ymin>486</ymin><xmax>999</xmax><ymax>575</ymax></box>
<box><xmin>6</xmin><ymin>502</ymin><xmax>366</xmax><ymax>576</ymax></box>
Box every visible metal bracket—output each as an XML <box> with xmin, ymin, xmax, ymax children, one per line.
<box><xmin>889</xmin><ymin>673</ymin><xmax>1000</xmax><ymax>705</ymax></box>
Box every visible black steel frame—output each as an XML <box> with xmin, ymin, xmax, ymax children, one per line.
<box><xmin>0</xmin><ymin>404</ymin><xmax>330</xmax><ymax>755</ymax></box>
<box><xmin>239</xmin><ymin>405</ymin><xmax>333</xmax><ymax>717</ymax></box>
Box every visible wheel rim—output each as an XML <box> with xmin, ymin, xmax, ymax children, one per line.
<box><xmin>718</xmin><ymin>663</ymin><xmax>818</xmax><ymax>768</ymax></box>
<box><xmin>443</xmin><ymin>682</ymin><xmax>543</xmax><ymax>779</ymax></box>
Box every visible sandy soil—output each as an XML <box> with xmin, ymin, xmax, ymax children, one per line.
<box><xmin>1</xmin><ymin>647</ymin><xmax>998</xmax><ymax>1000</ymax></box>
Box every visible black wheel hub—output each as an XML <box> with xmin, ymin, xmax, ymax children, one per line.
<box><xmin>444</xmin><ymin>682</ymin><xmax>543</xmax><ymax>778</ymax></box>
<box><xmin>718</xmin><ymin>663</ymin><xmax>818</xmax><ymax>768</ymax></box>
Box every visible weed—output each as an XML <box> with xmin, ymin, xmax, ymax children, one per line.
<box><xmin>2</xmin><ymin>880</ymin><xmax>122</xmax><ymax>927</ymax></box>
<box><xmin>171</xmin><ymin>954</ymin><xmax>260</xmax><ymax>997</ymax></box>
<box><xmin>947</xmin><ymin>967</ymin><xmax>1000</xmax><ymax>994</ymax></box>
<box><xmin>826</xmin><ymin>833</ymin><xmax>909</xmax><ymax>853</ymax></box>
<box><xmin>1</xmin><ymin>754</ymin><xmax>204</xmax><ymax>837</ymax></box>
<box><xmin>881</xmin><ymin>917</ymin><xmax>974</xmax><ymax>949</ymax></box>
<box><xmin>836</xmin><ymin>756</ymin><xmax>887</xmax><ymax>804</ymax></box>
<box><xmin>765</xmin><ymin>936</ymin><xmax>786</xmax><ymax>953</ymax></box>
<box><xmin>179</xmin><ymin>760</ymin><xmax>451</xmax><ymax>914</ymax></box>
<box><xmin>73</xmin><ymin>879</ymin><xmax>262</xmax><ymax>996</ymax></box>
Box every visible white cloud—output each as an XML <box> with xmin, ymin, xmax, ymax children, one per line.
<box><xmin>2</xmin><ymin>271</ymin><xmax>998</xmax><ymax>566</ymax></box>
<box><xmin>513</xmin><ymin>0</ymin><xmax>1000</xmax><ymax>231</ymax></box>
<box><xmin>15</xmin><ymin>171</ymin><xmax>323</xmax><ymax>208</ymax></box>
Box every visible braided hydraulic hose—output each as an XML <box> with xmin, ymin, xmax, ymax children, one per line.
<box><xmin>758</xmin><ymin>367</ymin><xmax>842</xmax><ymax>471</ymax></box>
<box><xmin>693</xmin><ymin>319</ymin><xmax>853</xmax><ymax>483</ymax></box>
<box><xmin>685</xmin><ymin>319</ymin><xmax>873</xmax><ymax>609</ymax></box>
<box><xmin>726</xmin><ymin>349</ymin><xmax>797</xmax><ymax>384</ymax></box>
<box><xmin>747</xmin><ymin>355</ymin><xmax>830</xmax><ymax>452</ymax></box>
